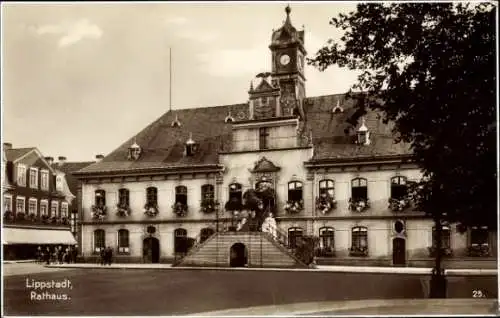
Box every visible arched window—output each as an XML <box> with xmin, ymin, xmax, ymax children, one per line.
<box><xmin>351</xmin><ymin>226</ymin><xmax>368</xmax><ymax>252</ymax></box>
<box><xmin>319</xmin><ymin>179</ymin><xmax>335</xmax><ymax>197</ymax></box>
<box><xmin>93</xmin><ymin>229</ymin><xmax>105</xmax><ymax>253</ymax></box>
<box><xmin>390</xmin><ymin>176</ymin><xmax>408</xmax><ymax>200</ymax></box>
<box><xmin>118</xmin><ymin>188</ymin><xmax>130</xmax><ymax>207</ymax></box>
<box><xmin>201</xmin><ymin>184</ymin><xmax>214</xmax><ymax>200</ymax></box>
<box><xmin>288</xmin><ymin>181</ymin><xmax>303</xmax><ymax>202</ymax></box>
<box><xmin>288</xmin><ymin>227</ymin><xmax>303</xmax><ymax>249</ymax></box>
<box><xmin>175</xmin><ymin>186</ymin><xmax>188</xmax><ymax>205</ymax></box>
<box><xmin>229</xmin><ymin>183</ymin><xmax>242</xmax><ymax>203</ymax></box>
<box><xmin>146</xmin><ymin>187</ymin><xmax>157</xmax><ymax>206</ymax></box>
<box><xmin>351</xmin><ymin>178</ymin><xmax>368</xmax><ymax>201</ymax></box>
<box><xmin>95</xmin><ymin>190</ymin><xmax>106</xmax><ymax>206</ymax></box>
<box><xmin>174</xmin><ymin>228</ymin><xmax>188</xmax><ymax>254</ymax></box>
<box><xmin>200</xmin><ymin>228</ymin><xmax>215</xmax><ymax>244</ymax></box>
<box><xmin>118</xmin><ymin>229</ymin><xmax>129</xmax><ymax>254</ymax></box>
<box><xmin>319</xmin><ymin>227</ymin><xmax>335</xmax><ymax>256</ymax></box>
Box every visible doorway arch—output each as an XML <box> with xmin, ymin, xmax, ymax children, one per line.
<box><xmin>392</xmin><ymin>237</ymin><xmax>406</xmax><ymax>266</ymax></box>
<box><xmin>229</xmin><ymin>243</ymin><xmax>248</xmax><ymax>267</ymax></box>
<box><xmin>143</xmin><ymin>237</ymin><xmax>160</xmax><ymax>263</ymax></box>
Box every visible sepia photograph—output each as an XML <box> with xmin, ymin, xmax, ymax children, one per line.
<box><xmin>1</xmin><ymin>1</ymin><xmax>498</xmax><ymax>316</ymax></box>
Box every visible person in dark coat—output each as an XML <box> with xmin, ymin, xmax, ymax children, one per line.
<box><xmin>45</xmin><ymin>247</ymin><xmax>51</xmax><ymax>264</ymax></box>
<box><xmin>100</xmin><ymin>248</ymin><xmax>106</xmax><ymax>265</ymax></box>
<box><xmin>106</xmin><ymin>247</ymin><xmax>113</xmax><ymax>265</ymax></box>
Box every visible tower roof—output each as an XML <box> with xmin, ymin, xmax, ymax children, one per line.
<box><xmin>270</xmin><ymin>5</ymin><xmax>305</xmax><ymax>48</ymax></box>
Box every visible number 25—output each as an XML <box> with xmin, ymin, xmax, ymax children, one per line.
<box><xmin>473</xmin><ymin>290</ymin><xmax>484</xmax><ymax>298</ymax></box>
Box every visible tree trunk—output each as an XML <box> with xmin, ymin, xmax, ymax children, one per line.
<box><xmin>430</xmin><ymin>215</ymin><xmax>447</xmax><ymax>298</ymax></box>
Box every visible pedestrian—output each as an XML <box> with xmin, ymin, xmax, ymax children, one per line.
<box><xmin>106</xmin><ymin>247</ymin><xmax>113</xmax><ymax>265</ymax></box>
<box><xmin>36</xmin><ymin>246</ymin><xmax>42</xmax><ymax>264</ymax></box>
<box><xmin>72</xmin><ymin>245</ymin><xmax>78</xmax><ymax>263</ymax></box>
<box><xmin>45</xmin><ymin>247</ymin><xmax>51</xmax><ymax>264</ymax></box>
<box><xmin>100</xmin><ymin>248</ymin><xmax>106</xmax><ymax>265</ymax></box>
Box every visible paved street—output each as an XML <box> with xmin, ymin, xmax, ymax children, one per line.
<box><xmin>3</xmin><ymin>266</ymin><xmax>497</xmax><ymax>316</ymax></box>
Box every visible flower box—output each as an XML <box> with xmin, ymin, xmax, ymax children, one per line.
<box><xmin>468</xmin><ymin>245</ymin><xmax>490</xmax><ymax>257</ymax></box>
<box><xmin>41</xmin><ymin>214</ymin><xmax>50</xmax><ymax>223</ymax></box>
<box><xmin>16</xmin><ymin>212</ymin><xmax>26</xmax><ymax>220</ymax></box>
<box><xmin>28</xmin><ymin>213</ymin><xmax>37</xmax><ymax>222</ymax></box>
<box><xmin>428</xmin><ymin>246</ymin><xmax>453</xmax><ymax>257</ymax></box>
<box><xmin>50</xmin><ymin>216</ymin><xmax>58</xmax><ymax>224</ymax></box>
<box><xmin>349</xmin><ymin>247</ymin><xmax>368</xmax><ymax>257</ymax></box>
<box><xmin>91</xmin><ymin>204</ymin><xmax>107</xmax><ymax>221</ymax></box>
<box><xmin>61</xmin><ymin>217</ymin><xmax>69</xmax><ymax>225</ymax></box>
<box><xmin>144</xmin><ymin>203</ymin><xmax>159</xmax><ymax>217</ymax></box>
<box><xmin>316</xmin><ymin>194</ymin><xmax>337</xmax><ymax>215</ymax></box>
<box><xmin>3</xmin><ymin>211</ymin><xmax>13</xmax><ymax>221</ymax></box>
<box><xmin>116</xmin><ymin>204</ymin><xmax>131</xmax><ymax>217</ymax></box>
<box><xmin>172</xmin><ymin>202</ymin><xmax>188</xmax><ymax>217</ymax></box>
<box><xmin>388</xmin><ymin>197</ymin><xmax>411</xmax><ymax>212</ymax></box>
<box><xmin>348</xmin><ymin>198</ymin><xmax>370</xmax><ymax>212</ymax></box>
<box><xmin>284</xmin><ymin>200</ymin><xmax>304</xmax><ymax>214</ymax></box>
<box><xmin>201</xmin><ymin>199</ymin><xmax>218</xmax><ymax>214</ymax></box>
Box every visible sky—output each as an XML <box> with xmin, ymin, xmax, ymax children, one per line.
<box><xmin>1</xmin><ymin>2</ymin><xmax>361</xmax><ymax>162</ymax></box>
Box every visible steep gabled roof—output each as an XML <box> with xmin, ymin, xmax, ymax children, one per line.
<box><xmin>76</xmin><ymin>93</ymin><xmax>411</xmax><ymax>176</ymax></box>
<box><xmin>5</xmin><ymin>148</ymin><xmax>35</xmax><ymax>162</ymax></box>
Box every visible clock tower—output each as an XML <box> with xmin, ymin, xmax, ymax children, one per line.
<box><xmin>269</xmin><ymin>5</ymin><xmax>307</xmax><ymax>118</ymax></box>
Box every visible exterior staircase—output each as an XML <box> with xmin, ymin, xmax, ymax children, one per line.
<box><xmin>172</xmin><ymin>231</ymin><xmax>309</xmax><ymax>268</ymax></box>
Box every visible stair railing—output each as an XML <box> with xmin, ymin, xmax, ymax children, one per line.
<box><xmin>173</xmin><ymin>221</ymin><xmax>218</xmax><ymax>265</ymax></box>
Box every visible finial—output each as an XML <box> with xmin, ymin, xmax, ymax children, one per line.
<box><xmin>285</xmin><ymin>4</ymin><xmax>291</xmax><ymax>16</ymax></box>
<box><xmin>250</xmin><ymin>81</ymin><xmax>254</xmax><ymax>91</ymax></box>
<box><xmin>186</xmin><ymin>132</ymin><xmax>195</xmax><ymax>144</ymax></box>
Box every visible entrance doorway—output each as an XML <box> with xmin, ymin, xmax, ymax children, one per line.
<box><xmin>229</xmin><ymin>243</ymin><xmax>248</xmax><ymax>267</ymax></box>
<box><xmin>143</xmin><ymin>237</ymin><xmax>160</xmax><ymax>263</ymax></box>
<box><xmin>392</xmin><ymin>237</ymin><xmax>406</xmax><ymax>266</ymax></box>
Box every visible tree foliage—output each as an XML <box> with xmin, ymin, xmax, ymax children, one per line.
<box><xmin>309</xmin><ymin>3</ymin><xmax>497</xmax><ymax>229</ymax></box>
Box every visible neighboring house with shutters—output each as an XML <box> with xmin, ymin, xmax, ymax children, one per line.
<box><xmin>73</xmin><ymin>6</ymin><xmax>496</xmax><ymax>268</ymax></box>
<box><xmin>2</xmin><ymin>143</ymin><xmax>77</xmax><ymax>260</ymax></box>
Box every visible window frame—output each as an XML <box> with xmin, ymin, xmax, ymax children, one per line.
<box><xmin>175</xmin><ymin>185</ymin><xmax>188</xmax><ymax>205</ymax></box>
<box><xmin>201</xmin><ymin>184</ymin><xmax>215</xmax><ymax>201</ymax></box>
<box><xmin>17</xmin><ymin>164</ymin><xmax>27</xmax><ymax>187</ymax></box>
<box><xmin>15</xmin><ymin>196</ymin><xmax>26</xmax><ymax>214</ymax></box>
<box><xmin>470</xmin><ymin>226</ymin><xmax>489</xmax><ymax>247</ymax></box>
<box><xmin>40</xmin><ymin>200</ymin><xmax>48</xmax><ymax>216</ymax></box>
<box><xmin>118</xmin><ymin>188</ymin><xmax>130</xmax><ymax>207</ymax></box>
<box><xmin>287</xmin><ymin>181</ymin><xmax>303</xmax><ymax>202</ymax></box>
<box><xmin>174</xmin><ymin>228</ymin><xmax>188</xmax><ymax>254</ymax></box>
<box><xmin>50</xmin><ymin>201</ymin><xmax>59</xmax><ymax>217</ymax></box>
<box><xmin>117</xmin><ymin>229</ymin><xmax>130</xmax><ymax>254</ymax></box>
<box><xmin>95</xmin><ymin>189</ymin><xmax>106</xmax><ymax>206</ymax></box>
<box><xmin>56</xmin><ymin>175</ymin><xmax>64</xmax><ymax>192</ymax></box>
<box><xmin>4</xmin><ymin>194</ymin><xmax>13</xmax><ymax>212</ymax></box>
<box><xmin>351</xmin><ymin>177</ymin><xmax>368</xmax><ymax>201</ymax></box>
<box><xmin>432</xmin><ymin>225</ymin><xmax>451</xmax><ymax>249</ymax></box>
<box><xmin>28</xmin><ymin>198</ymin><xmax>38</xmax><ymax>215</ymax></box>
<box><xmin>390</xmin><ymin>176</ymin><xmax>408</xmax><ymax>200</ymax></box>
<box><xmin>29</xmin><ymin>167</ymin><xmax>39</xmax><ymax>189</ymax></box>
<box><xmin>40</xmin><ymin>170</ymin><xmax>50</xmax><ymax>191</ymax></box>
<box><xmin>93</xmin><ymin>229</ymin><xmax>106</xmax><ymax>254</ymax></box>
<box><xmin>61</xmin><ymin>202</ymin><xmax>69</xmax><ymax>218</ymax></box>
<box><xmin>288</xmin><ymin>227</ymin><xmax>304</xmax><ymax>249</ymax></box>
<box><xmin>259</xmin><ymin>127</ymin><xmax>269</xmax><ymax>150</ymax></box>
<box><xmin>351</xmin><ymin>226</ymin><xmax>368</xmax><ymax>250</ymax></box>
<box><xmin>319</xmin><ymin>227</ymin><xmax>335</xmax><ymax>251</ymax></box>
<box><xmin>228</xmin><ymin>183</ymin><xmax>243</xmax><ymax>203</ymax></box>
<box><xmin>319</xmin><ymin>179</ymin><xmax>335</xmax><ymax>197</ymax></box>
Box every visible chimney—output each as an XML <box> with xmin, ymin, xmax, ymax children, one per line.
<box><xmin>45</xmin><ymin>157</ymin><xmax>54</xmax><ymax>165</ymax></box>
<box><xmin>58</xmin><ymin>156</ymin><xmax>67</xmax><ymax>166</ymax></box>
<box><xmin>3</xmin><ymin>143</ymin><xmax>12</xmax><ymax>150</ymax></box>
<box><xmin>95</xmin><ymin>154</ymin><xmax>104</xmax><ymax>162</ymax></box>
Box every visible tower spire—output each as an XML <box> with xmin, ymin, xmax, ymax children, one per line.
<box><xmin>285</xmin><ymin>4</ymin><xmax>292</xmax><ymax>25</ymax></box>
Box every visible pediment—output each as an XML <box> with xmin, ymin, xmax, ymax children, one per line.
<box><xmin>251</xmin><ymin>157</ymin><xmax>281</xmax><ymax>173</ymax></box>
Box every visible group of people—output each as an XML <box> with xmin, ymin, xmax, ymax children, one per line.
<box><xmin>37</xmin><ymin>245</ymin><xmax>78</xmax><ymax>264</ymax></box>
<box><xmin>231</xmin><ymin>210</ymin><xmax>277</xmax><ymax>239</ymax></box>
<box><xmin>99</xmin><ymin>246</ymin><xmax>114</xmax><ymax>265</ymax></box>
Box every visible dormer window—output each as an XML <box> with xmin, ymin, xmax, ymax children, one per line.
<box><xmin>171</xmin><ymin>114</ymin><xmax>182</xmax><ymax>128</ymax></box>
<box><xmin>357</xmin><ymin>117</ymin><xmax>370</xmax><ymax>145</ymax></box>
<box><xmin>128</xmin><ymin>141</ymin><xmax>142</xmax><ymax>161</ymax></box>
<box><xmin>185</xmin><ymin>133</ymin><xmax>198</xmax><ymax>157</ymax></box>
<box><xmin>225</xmin><ymin>110</ymin><xmax>235</xmax><ymax>123</ymax></box>
<box><xmin>332</xmin><ymin>99</ymin><xmax>344</xmax><ymax>113</ymax></box>
<box><xmin>261</xmin><ymin>96</ymin><xmax>268</xmax><ymax>105</ymax></box>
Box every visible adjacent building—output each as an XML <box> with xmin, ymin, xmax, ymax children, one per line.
<box><xmin>2</xmin><ymin>144</ymin><xmax>77</xmax><ymax>260</ymax></box>
<box><xmin>73</xmin><ymin>6</ymin><xmax>496</xmax><ymax>268</ymax></box>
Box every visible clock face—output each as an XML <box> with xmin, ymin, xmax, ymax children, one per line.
<box><xmin>280</xmin><ymin>54</ymin><xmax>290</xmax><ymax>66</ymax></box>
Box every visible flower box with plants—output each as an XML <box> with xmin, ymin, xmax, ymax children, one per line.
<box><xmin>116</xmin><ymin>203</ymin><xmax>131</xmax><ymax>218</ymax></box>
<box><xmin>316</xmin><ymin>194</ymin><xmax>337</xmax><ymax>215</ymax></box>
<box><xmin>200</xmin><ymin>198</ymin><xmax>218</xmax><ymax>214</ymax></box>
<box><xmin>388</xmin><ymin>197</ymin><xmax>411</xmax><ymax>212</ymax></box>
<box><xmin>349</xmin><ymin>246</ymin><xmax>368</xmax><ymax>257</ymax></box>
<box><xmin>284</xmin><ymin>200</ymin><xmax>304</xmax><ymax>214</ymax></box>
<box><xmin>348</xmin><ymin>198</ymin><xmax>370</xmax><ymax>212</ymax></box>
<box><xmin>3</xmin><ymin>210</ymin><xmax>13</xmax><ymax>221</ymax></box>
<box><xmin>468</xmin><ymin>244</ymin><xmax>490</xmax><ymax>257</ymax></box>
<box><xmin>428</xmin><ymin>246</ymin><xmax>453</xmax><ymax>257</ymax></box>
<box><xmin>144</xmin><ymin>203</ymin><xmax>159</xmax><ymax>217</ymax></box>
<box><xmin>16</xmin><ymin>212</ymin><xmax>26</xmax><ymax>221</ymax></box>
<box><xmin>41</xmin><ymin>214</ymin><xmax>50</xmax><ymax>223</ymax></box>
<box><xmin>50</xmin><ymin>216</ymin><xmax>59</xmax><ymax>224</ymax></box>
<box><xmin>91</xmin><ymin>204</ymin><xmax>107</xmax><ymax>221</ymax></box>
<box><xmin>60</xmin><ymin>216</ymin><xmax>69</xmax><ymax>225</ymax></box>
<box><xmin>28</xmin><ymin>213</ymin><xmax>37</xmax><ymax>222</ymax></box>
<box><xmin>172</xmin><ymin>202</ymin><xmax>188</xmax><ymax>217</ymax></box>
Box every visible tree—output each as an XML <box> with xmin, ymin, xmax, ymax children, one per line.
<box><xmin>309</xmin><ymin>3</ymin><xmax>497</xmax><ymax>297</ymax></box>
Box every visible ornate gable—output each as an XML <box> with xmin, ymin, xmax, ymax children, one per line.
<box><xmin>251</xmin><ymin>157</ymin><xmax>281</xmax><ymax>173</ymax></box>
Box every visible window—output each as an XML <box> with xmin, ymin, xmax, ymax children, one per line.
<box><xmin>351</xmin><ymin>178</ymin><xmax>368</xmax><ymax>201</ymax></box>
<box><xmin>145</xmin><ymin>187</ymin><xmax>158</xmax><ymax>206</ymax></box>
<box><xmin>17</xmin><ymin>165</ymin><xmax>26</xmax><ymax>186</ymax></box>
<box><xmin>16</xmin><ymin>197</ymin><xmax>25</xmax><ymax>213</ymax></box>
<box><xmin>259</xmin><ymin>127</ymin><xmax>269</xmax><ymax>150</ymax></box>
<box><xmin>95</xmin><ymin>189</ymin><xmax>106</xmax><ymax>206</ymax></box>
<box><xmin>41</xmin><ymin>170</ymin><xmax>49</xmax><ymax>190</ymax></box>
<box><xmin>4</xmin><ymin>195</ymin><xmax>13</xmax><ymax>212</ymax></box>
<box><xmin>174</xmin><ymin>228</ymin><xmax>188</xmax><ymax>254</ymax></box>
<box><xmin>288</xmin><ymin>227</ymin><xmax>303</xmax><ymax>249</ymax></box>
<box><xmin>470</xmin><ymin>226</ymin><xmax>489</xmax><ymax>247</ymax></box>
<box><xmin>351</xmin><ymin>226</ymin><xmax>368</xmax><ymax>250</ymax></box>
<box><xmin>319</xmin><ymin>179</ymin><xmax>335</xmax><ymax>197</ymax></box>
<box><xmin>28</xmin><ymin>198</ymin><xmax>37</xmax><ymax>215</ymax></box>
<box><xmin>260</xmin><ymin>96</ymin><xmax>268</xmax><ymax>105</ymax></box>
<box><xmin>40</xmin><ymin>200</ymin><xmax>48</xmax><ymax>216</ymax></box>
<box><xmin>61</xmin><ymin>202</ymin><xmax>69</xmax><ymax>218</ymax></box>
<box><xmin>29</xmin><ymin>168</ymin><xmax>38</xmax><ymax>189</ymax></box>
<box><xmin>118</xmin><ymin>229</ymin><xmax>130</xmax><ymax>254</ymax></box>
<box><xmin>175</xmin><ymin>186</ymin><xmax>187</xmax><ymax>205</ymax></box>
<box><xmin>50</xmin><ymin>201</ymin><xmax>59</xmax><ymax>217</ymax></box>
<box><xmin>432</xmin><ymin>225</ymin><xmax>451</xmax><ymax>249</ymax></box>
<box><xmin>228</xmin><ymin>183</ymin><xmax>242</xmax><ymax>204</ymax></box>
<box><xmin>118</xmin><ymin>188</ymin><xmax>130</xmax><ymax>206</ymax></box>
<box><xmin>201</xmin><ymin>184</ymin><xmax>214</xmax><ymax>201</ymax></box>
<box><xmin>200</xmin><ymin>228</ymin><xmax>215</xmax><ymax>244</ymax></box>
<box><xmin>56</xmin><ymin>175</ymin><xmax>63</xmax><ymax>191</ymax></box>
<box><xmin>93</xmin><ymin>229</ymin><xmax>105</xmax><ymax>253</ymax></box>
<box><xmin>390</xmin><ymin>176</ymin><xmax>408</xmax><ymax>199</ymax></box>
<box><xmin>319</xmin><ymin>227</ymin><xmax>335</xmax><ymax>251</ymax></box>
<box><xmin>288</xmin><ymin>181</ymin><xmax>303</xmax><ymax>202</ymax></box>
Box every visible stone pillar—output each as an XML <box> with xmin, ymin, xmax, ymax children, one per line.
<box><xmin>306</xmin><ymin>171</ymin><xmax>315</xmax><ymax>235</ymax></box>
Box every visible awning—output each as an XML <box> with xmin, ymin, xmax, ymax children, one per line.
<box><xmin>2</xmin><ymin>228</ymin><xmax>77</xmax><ymax>245</ymax></box>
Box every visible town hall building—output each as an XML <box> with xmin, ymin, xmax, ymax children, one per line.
<box><xmin>74</xmin><ymin>6</ymin><xmax>496</xmax><ymax>268</ymax></box>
